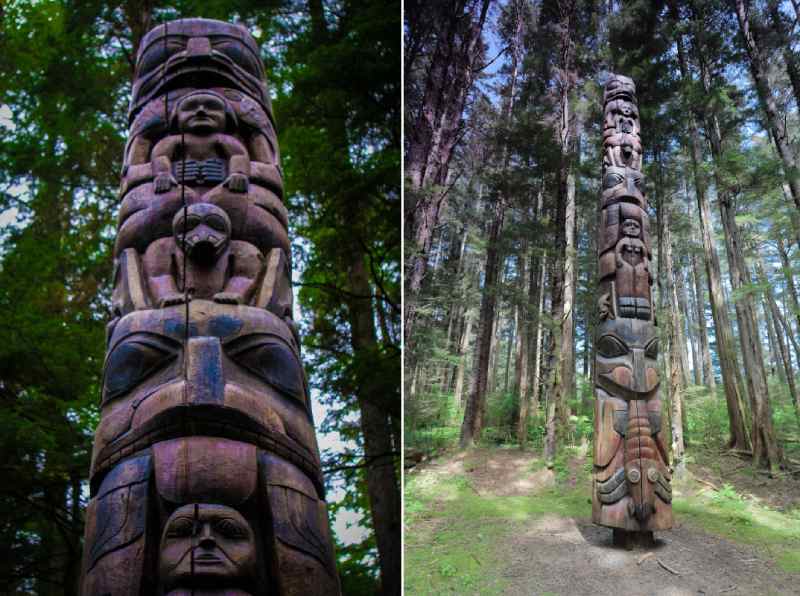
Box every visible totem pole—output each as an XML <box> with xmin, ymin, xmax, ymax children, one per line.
<box><xmin>81</xmin><ymin>19</ymin><xmax>340</xmax><ymax>595</ymax></box>
<box><xmin>592</xmin><ymin>74</ymin><xmax>673</xmax><ymax>545</ymax></box>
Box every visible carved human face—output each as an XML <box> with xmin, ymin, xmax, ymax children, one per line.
<box><xmin>173</xmin><ymin>203</ymin><xmax>231</xmax><ymax>264</ymax></box>
<box><xmin>602</xmin><ymin>166</ymin><xmax>644</xmax><ymax>207</ymax></box>
<box><xmin>159</xmin><ymin>504</ymin><xmax>257</xmax><ymax>589</ymax></box>
<box><xmin>595</xmin><ymin>317</ymin><xmax>659</xmax><ymax>398</ymax></box>
<box><xmin>621</xmin><ymin>219</ymin><xmax>641</xmax><ymax>238</ymax></box>
<box><xmin>177</xmin><ymin>93</ymin><xmax>226</xmax><ymax>133</ymax></box>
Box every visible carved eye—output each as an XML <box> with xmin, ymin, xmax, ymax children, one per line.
<box><xmin>645</xmin><ymin>339</ymin><xmax>659</xmax><ymax>359</ymax></box>
<box><xmin>604</xmin><ymin>173</ymin><xmax>625</xmax><ymax>189</ymax></box>
<box><xmin>214</xmin><ymin>518</ymin><xmax>248</xmax><ymax>539</ymax></box>
<box><xmin>633</xmin><ymin>175</ymin><xmax>643</xmax><ymax>189</ymax></box>
<box><xmin>226</xmin><ymin>334</ymin><xmax>305</xmax><ymax>403</ymax></box>
<box><xmin>103</xmin><ymin>334</ymin><xmax>179</xmax><ymax>404</ymax></box>
<box><xmin>210</xmin><ymin>39</ymin><xmax>261</xmax><ymax>76</ymax></box>
<box><xmin>165</xmin><ymin>517</ymin><xmax>195</xmax><ymax>538</ymax></box>
<box><xmin>597</xmin><ymin>335</ymin><xmax>628</xmax><ymax>358</ymax></box>
<box><xmin>206</xmin><ymin>214</ymin><xmax>228</xmax><ymax>232</ymax></box>
<box><xmin>138</xmin><ymin>37</ymin><xmax>186</xmax><ymax>76</ymax></box>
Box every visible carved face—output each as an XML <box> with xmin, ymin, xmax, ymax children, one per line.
<box><xmin>602</xmin><ymin>165</ymin><xmax>644</xmax><ymax>207</ymax></box>
<box><xmin>603</xmin><ymin>74</ymin><xmax>637</xmax><ymax>103</ymax></box>
<box><xmin>160</xmin><ymin>504</ymin><xmax>257</xmax><ymax>590</ymax></box>
<box><xmin>621</xmin><ymin>219</ymin><xmax>641</xmax><ymax>238</ymax></box>
<box><xmin>177</xmin><ymin>92</ymin><xmax>226</xmax><ymax>133</ymax></box>
<box><xmin>173</xmin><ymin>203</ymin><xmax>231</xmax><ymax>264</ymax></box>
<box><xmin>131</xmin><ymin>18</ymin><xmax>269</xmax><ymax>118</ymax></box>
<box><xmin>595</xmin><ymin>317</ymin><xmax>659</xmax><ymax>398</ymax></box>
<box><xmin>92</xmin><ymin>302</ymin><xmax>319</xmax><ymax>491</ymax></box>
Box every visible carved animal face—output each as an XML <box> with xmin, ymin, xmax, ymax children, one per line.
<box><xmin>176</xmin><ymin>92</ymin><xmax>226</xmax><ymax>133</ymax></box>
<box><xmin>173</xmin><ymin>203</ymin><xmax>231</xmax><ymax>264</ymax></box>
<box><xmin>603</xmin><ymin>74</ymin><xmax>637</xmax><ymax>103</ymax></box>
<box><xmin>602</xmin><ymin>165</ymin><xmax>644</xmax><ymax>207</ymax></box>
<box><xmin>595</xmin><ymin>317</ymin><xmax>659</xmax><ymax>398</ymax></box>
<box><xmin>92</xmin><ymin>302</ymin><xmax>319</xmax><ymax>493</ymax></box>
<box><xmin>131</xmin><ymin>18</ymin><xmax>268</xmax><ymax>119</ymax></box>
<box><xmin>160</xmin><ymin>504</ymin><xmax>256</xmax><ymax>590</ymax></box>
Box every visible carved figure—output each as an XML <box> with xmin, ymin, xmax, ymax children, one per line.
<box><xmin>593</xmin><ymin>75</ymin><xmax>672</xmax><ymax>546</ymax></box>
<box><xmin>141</xmin><ymin>203</ymin><xmax>264</xmax><ymax>306</ymax></box>
<box><xmin>151</xmin><ymin>91</ymin><xmax>250</xmax><ymax>194</ymax></box>
<box><xmin>82</xmin><ymin>18</ymin><xmax>340</xmax><ymax>595</ymax></box>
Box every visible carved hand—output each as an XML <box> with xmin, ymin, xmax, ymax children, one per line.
<box><xmin>159</xmin><ymin>293</ymin><xmax>187</xmax><ymax>307</ymax></box>
<box><xmin>213</xmin><ymin>292</ymin><xmax>243</xmax><ymax>305</ymax></box>
<box><xmin>154</xmin><ymin>173</ymin><xmax>177</xmax><ymax>194</ymax></box>
<box><xmin>224</xmin><ymin>173</ymin><xmax>249</xmax><ymax>193</ymax></box>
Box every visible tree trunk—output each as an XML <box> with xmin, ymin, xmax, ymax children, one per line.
<box><xmin>663</xmin><ymin>204</ymin><xmax>686</xmax><ymax>476</ymax></box>
<box><xmin>766</xmin><ymin>0</ymin><xmax>800</xmax><ymax>112</ymax></box>
<box><xmin>733</xmin><ymin>0</ymin><xmax>800</xmax><ymax>218</ymax></box>
<box><xmin>673</xmin><ymin>19</ymin><xmax>750</xmax><ymax>450</ymax></box>
<box><xmin>405</xmin><ymin>0</ymin><xmax>492</xmax><ymax>343</ymax></box>
<box><xmin>453</xmin><ymin>309</ymin><xmax>474</xmax><ymax>414</ymax></box>
<box><xmin>346</xmin><ymin>253</ymin><xmax>401</xmax><ymax>595</ymax></box>
<box><xmin>759</xmin><ymin>260</ymin><xmax>800</xmax><ymax>426</ymax></box>
<box><xmin>460</xmin><ymin>201</ymin><xmax>505</xmax><ymax>446</ymax></box>
<box><xmin>694</xmin><ymin>32</ymin><xmax>779</xmax><ymax>469</ymax></box>
<box><xmin>690</xmin><ymin>224</ymin><xmax>716</xmax><ymax>391</ymax></box>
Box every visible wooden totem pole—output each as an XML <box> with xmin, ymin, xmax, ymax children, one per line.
<box><xmin>592</xmin><ymin>74</ymin><xmax>673</xmax><ymax>544</ymax></box>
<box><xmin>80</xmin><ymin>19</ymin><xmax>340</xmax><ymax>595</ymax></box>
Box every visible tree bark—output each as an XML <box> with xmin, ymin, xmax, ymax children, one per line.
<box><xmin>672</xmin><ymin>17</ymin><xmax>750</xmax><ymax>450</ymax></box>
<box><xmin>663</xmin><ymin>203</ymin><xmax>686</xmax><ymax>476</ymax></box>
<box><xmin>405</xmin><ymin>0</ymin><xmax>492</xmax><ymax>342</ymax></box>
<box><xmin>460</xmin><ymin>201</ymin><xmax>505</xmax><ymax>446</ymax></box>
<box><xmin>766</xmin><ymin>0</ymin><xmax>800</xmax><ymax>112</ymax></box>
<box><xmin>733</xmin><ymin>0</ymin><xmax>800</xmax><ymax>218</ymax></box>
<box><xmin>347</xmin><ymin>253</ymin><xmax>401</xmax><ymax>595</ymax></box>
<box><xmin>693</xmin><ymin>29</ymin><xmax>779</xmax><ymax>470</ymax></box>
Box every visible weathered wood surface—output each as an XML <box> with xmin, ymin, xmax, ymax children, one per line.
<box><xmin>81</xmin><ymin>18</ymin><xmax>339</xmax><ymax>595</ymax></box>
<box><xmin>592</xmin><ymin>75</ymin><xmax>673</xmax><ymax>534</ymax></box>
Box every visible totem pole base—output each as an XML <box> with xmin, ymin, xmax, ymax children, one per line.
<box><xmin>612</xmin><ymin>529</ymin><xmax>655</xmax><ymax>550</ymax></box>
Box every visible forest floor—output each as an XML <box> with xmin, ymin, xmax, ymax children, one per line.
<box><xmin>404</xmin><ymin>445</ymin><xmax>800</xmax><ymax>595</ymax></box>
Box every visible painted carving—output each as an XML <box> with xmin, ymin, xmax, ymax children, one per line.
<box><xmin>593</xmin><ymin>75</ymin><xmax>672</xmax><ymax>542</ymax></box>
<box><xmin>82</xmin><ymin>18</ymin><xmax>340</xmax><ymax>594</ymax></box>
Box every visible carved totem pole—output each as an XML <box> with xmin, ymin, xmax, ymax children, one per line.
<box><xmin>592</xmin><ymin>75</ymin><xmax>673</xmax><ymax>544</ymax></box>
<box><xmin>81</xmin><ymin>19</ymin><xmax>340</xmax><ymax>595</ymax></box>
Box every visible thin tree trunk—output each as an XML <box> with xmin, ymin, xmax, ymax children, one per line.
<box><xmin>673</xmin><ymin>17</ymin><xmax>750</xmax><ymax>449</ymax></box>
<box><xmin>453</xmin><ymin>309</ymin><xmax>474</xmax><ymax>414</ymax></box>
<box><xmin>347</xmin><ymin>253</ymin><xmax>401</xmax><ymax>595</ymax></box>
<box><xmin>694</xmin><ymin>30</ymin><xmax>779</xmax><ymax>469</ymax></box>
<box><xmin>733</xmin><ymin>0</ymin><xmax>800</xmax><ymax>217</ymax></box>
<box><xmin>461</xmin><ymin>202</ymin><xmax>505</xmax><ymax>446</ymax></box>
<box><xmin>766</xmin><ymin>0</ymin><xmax>800</xmax><ymax>115</ymax></box>
<box><xmin>405</xmin><ymin>0</ymin><xmax>492</xmax><ymax>342</ymax></box>
<box><xmin>690</xmin><ymin>224</ymin><xmax>716</xmax><ymax>390</ymax></box>
<box><xmin>663</xmin><ymin>203</ymin><xmax>686</xmax><ymax>476</ymax></box>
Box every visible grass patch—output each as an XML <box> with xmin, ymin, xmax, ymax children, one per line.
<box><xmin>405</xmin><ymin>451</ymin><xmax>590</xmax><ymax>594</ymax></box>
<box><xmin>674</xmin><ymin>481</ymin><xmax>800</xmax><ymax>573</ymax></box>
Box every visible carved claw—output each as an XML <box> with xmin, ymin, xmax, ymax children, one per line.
<box><xmin>154</xmin><ymin>174</ymin><xmax>177</xmax><ymax>194</ymax></box>
<box><xmin>224</xmin><ymin>173</ymin><xmax>249</xmax><ymax>193</ymax></box>
<box><xmin>159</xmin><ymin>293</ymin><xmax>187</xmax><ymax>307</ymax></box>
<box><xmin>213</xmin><ymin>292</ymin><xmax>243</xmax><ymax>305</ymax></box>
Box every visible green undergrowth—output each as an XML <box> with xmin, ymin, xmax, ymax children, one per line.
<box><xmin>404</xmin><ymin>448</ymin><xmax>590</xmax><ymax>594</ymax></box>
<box><xmin>405</xmin><ymin>447</ymin><xmax>800</xmax><ymax>594</ymax></box>
<box><xmin>673</xmin><ymin>479</ymin><xmax>800</xmax><ymax>573</ymax></box>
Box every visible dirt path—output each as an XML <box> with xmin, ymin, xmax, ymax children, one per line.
<box><xmin>405</xmin><ymin>447</ymin><xmax>800</xmax><ymax>596</ymax></box>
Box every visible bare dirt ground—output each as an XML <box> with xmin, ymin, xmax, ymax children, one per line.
<box><xmin>408</xmin><ymin>447</ymin><xmax>800</xmax><ymax>596</ymax></box>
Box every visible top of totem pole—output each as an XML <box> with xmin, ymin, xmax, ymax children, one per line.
<box><xmin>130</xmin><ymin>18</ymin><xmax>271</xmax><ymax>123</ymax></box>
<box><xmin>603</xmin><ymin>73</ymin><xmax>637</xmax><ymax>104</ymax></box>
